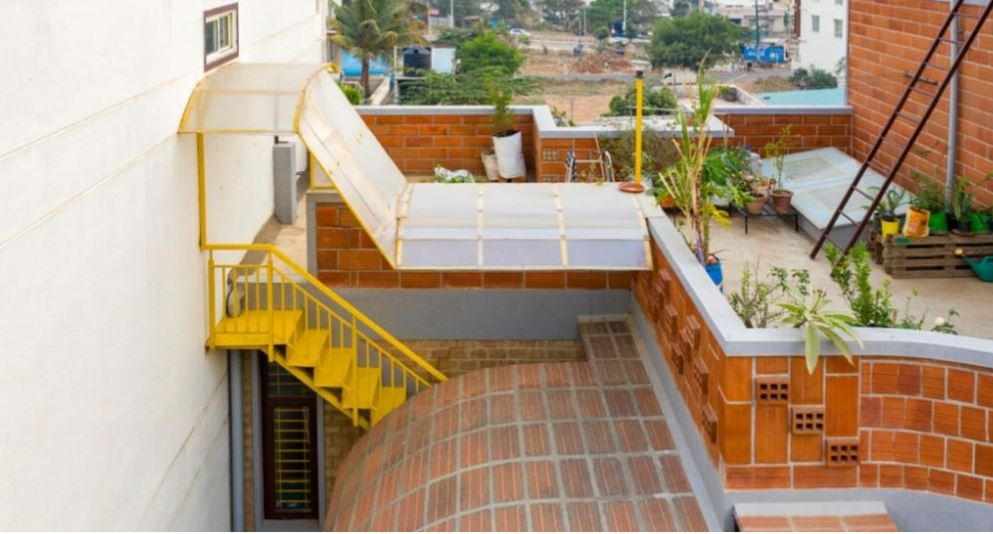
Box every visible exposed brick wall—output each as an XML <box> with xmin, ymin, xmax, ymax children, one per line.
<box><xmin>360</xmin><ymin>112</ymin><xmax>536</xmax><ymax>178</ymax></box>
<box><xmin>716</xmin><ymin>112</ymin><xmax>853</xmax><ymax>155</ymax></box>
<box><xmin>633</xmin><ymin>237</ymin><xmax>993</xmax><ymax>501</ymax></box>
<box><xmin>849</xmin><ymin>0</ymin><xmax>993</xmax><ymax>207</ymax></box>
<box><xmin>313</xmin><ymin>201</ymin><xmax>633</xmax><ymax>290</ymax></box>
<box><xmin>534</xmin><ymin>137</ymin><xmax>601</xmax><ymax>183</ymax></box>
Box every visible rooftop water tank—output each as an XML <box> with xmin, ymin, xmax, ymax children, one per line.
<box><xmin>403</xmin><ymin>46</ymin><xmax>431</xmax><ymax>76</ymax></box>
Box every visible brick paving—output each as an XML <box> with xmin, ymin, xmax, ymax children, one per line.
<box><xmin>324</xmin><ymin>320</ymin><xmax>708</xmax><ymax>531</ymax></box>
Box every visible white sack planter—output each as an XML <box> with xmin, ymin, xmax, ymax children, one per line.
<box><xmin>493</xmin><ymin>131</ymin><xmax>526</xmax><ymax>179</ymax></box>
<box><xmin>481</xmin><ymin>150</ymin><xmax>500</xmax><ymax>181</ymax></box>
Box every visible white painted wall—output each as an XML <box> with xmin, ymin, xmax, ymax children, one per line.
<box><xmin>796</xmin><ymin>0</ymin><xmax>848</xmax><ymax>75</ymax></box>
<box><xmin>0</xmin><ymin>0</ymin><xmax>324</xmax><ymax>529</ymax></box>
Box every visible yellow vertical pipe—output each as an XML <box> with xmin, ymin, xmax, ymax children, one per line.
<box><xmin>634</xmin><ymin>70</ymin><xmax>644</xmax><ymax>184</ymax></box>
<box><xmin>207</xmin><ymin>252</ymin><xmax>216</xmax><ymax>350</ymax></box>
<box><xmin>196</xmin><ymin>133</ymin><xmax>207</xmax><ymax>248</ymax></box>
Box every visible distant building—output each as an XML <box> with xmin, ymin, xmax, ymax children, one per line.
<box><xmin>705</xmin><ymin>0</ymin><xmax>791</xmax><ymax>38</ymax></box>
<box><xmin>795</xmin><ymin>0</ymin><xmax>847</xmax><ymax>77</ymax></box>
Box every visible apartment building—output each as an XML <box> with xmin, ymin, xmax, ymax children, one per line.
<box><xmin>0</xmin><ymin>1</ymin><xmax>327</xmax><ymax>529</ymax></box>
<box><xmin>795</xmin><ymin>0</ymin><xmax>848</xmax><ymax>75</ymax></box>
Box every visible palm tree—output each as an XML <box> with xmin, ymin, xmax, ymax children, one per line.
<box><xmin>330</xmin><ymin>0</ymin><xmax>424</xmax><ymax>97</ymax></box>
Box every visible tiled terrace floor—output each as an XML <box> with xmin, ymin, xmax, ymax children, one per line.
<box><xmin>324</xmin><ymin>320</ymin><xmax>708</xmax><ymax>531</ymax></box>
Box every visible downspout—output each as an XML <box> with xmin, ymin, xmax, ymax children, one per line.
<box><xmin>229</xmin><ymin>351</ymin><xmax>245</xmax><ymax>531</ymax></box>
<box><xmin>945</xmin><ymin>0</ymin><xmax>960</xmax><ymax>206</ymax></box>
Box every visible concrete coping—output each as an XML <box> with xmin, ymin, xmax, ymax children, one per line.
<box><xmin>734</xmin><ymin>501</ymin><xmax>888</xmax><ymax>517</ymax></box>
<box><xmin>645</xmin><ymin>212</ymin><xmax>993</xmax><ymax>366</ymax></box>
<box><xmin>714</xmin><ymin>104</ymin><xmax>854</xmax><ymax>115</ymax></box>
<box><xmin>356</xmin><ymin>104</ymin><xmax>732</xmax><ymax>139</ymax></box>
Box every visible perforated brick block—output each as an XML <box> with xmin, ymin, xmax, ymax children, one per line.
<box><xmin>791</xmin><ymin>406</ymin><xmax>826</xmax><ymax>434</ymax></box>
<box><xmin>826</xmin><ymin>438</ymin><xmax>860</xmax><ymax>466</ymax></box>
<box><xmin>756</xmin><ymin>376</ymin><xmax>790</xmax><ymax>404</ymax></box>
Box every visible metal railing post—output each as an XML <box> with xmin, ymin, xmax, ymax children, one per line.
<box><xmin>266</xmin><ymin>251</ymin><xmax>275</xmax><ymax>363</ymax></box>
<box><xmin>207</xmin><ymin>251</ymin><xmax>216</xmax><ymax>350</ymax></box>
<box><xmin>351</xmin><ymin>316</ymin><xmax>358</xmax><ymax>426</ymax></box>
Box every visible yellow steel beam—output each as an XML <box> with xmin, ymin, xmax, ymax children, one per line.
<box><xmin>197</xmin><ymin>133</ymin><xmax>207</xmax><ymax>248</ymax></box>
<box><xmin>634</xmin><ymin>70</ymin><xmax>644</xmax><ymax>184</ymax></box>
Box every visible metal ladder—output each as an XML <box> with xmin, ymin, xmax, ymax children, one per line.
<box><xmin>809</xmin><ymin>0</ymin><xmax>993</xmax><ymax>258</ymax></box>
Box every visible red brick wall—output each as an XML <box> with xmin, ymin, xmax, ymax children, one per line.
<box><xmin>716</xmin><ymin>112</ymin><xmax>853</xmax><ymax>155</ymax></box>
<box><xmin>634</xmin><ymin>238</ymin><xmax>993</xmax><ymax>501</ymax></box>
<box><xmin>313</xmin><ymin>201</ymin><xmax>632</xmax><ymax>290</ymax></box>
<box><xmin>849</xmin><ymin>0</ymin><xmax>993</xmax><ymax>206</ymax></box>
<box><xmin>360</xmin><ymin>112</ymin><xmax>536</xmax><ymax>178</ymax></box>
<box><xmin>534</xmin><ymin>137</ymin><xmax>600</xmax><ymax>182</ymax></box>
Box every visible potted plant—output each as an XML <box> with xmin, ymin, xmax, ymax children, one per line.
<box><xmin>868</xmin><ymin>186</ymin><xmax>906</xmax><ymax>237</ymax></box>
<box><xmin>488</xmin><ymin>84</ymin><xmax>526</xmax><ymax>180</ymax></box>
<box><xmin>765</xmin><ymin>126</ymin><xmax>794</xmax><ymax>214</ymax></box>
<box><xmin>777</xmin><ymin>288</ymin><xmax>862</xmax><ymax>374</ymax></box>
<box><xmin>656</xmin><ymin>68</ymin><xmax>737</xmax><ymax>288</ymax></box>
<box><xmin>951</xmin><ymin>176</ymin><xmax>974</xmax><ymax>234</ymax></box>
<box><xmin>719</xmin><ymin>85</ymin><xmax>738</xmax><ymax>102</ymax></box>
<box><xmin>969</xmin><ymin>208</ymin><xmax>992</xmax><ymax>233</ymax></box>
<box><xmin>910</xmin><ymin>171</ymin><xmax>946</xmax><ymax>234</ymax></box>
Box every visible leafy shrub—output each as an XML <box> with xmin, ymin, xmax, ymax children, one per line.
<box><xmin>456</xmin><ymin>31</ymin><xmax>523</xmax><ymax>74</ymax></box>
<box><xmin>605</xmin><ymin>85</ymin><xmax>677</xmax><ymax>116</ymax></box>
<box><xmin>338</xmin><ymin>83</ymin><xmax>362</xmax><ymax>105</ymax></box>
<box><xmin>790</xmin><ymin>66</ymin><xmax>838</xmax><ymax>90</ymax></box>
<box><xmin>401</xmin><ymin>67</ymin><xmax>540</xmax><ymax>105</ymax></box>
<box><xmin>597</xmin><ymin>129</ymin><xmax>680</xmax><ymax>182</ymax></box>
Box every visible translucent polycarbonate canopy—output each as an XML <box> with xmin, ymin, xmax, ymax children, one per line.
<box><xmin>179</xmin><ymin>63</ymin><xmax>325</xmax><ymax>134</ymax></box>
<box><xmin>181</xmin><ymin>62</ymin><xmax>652</xmax><ymax>271</ymax></box>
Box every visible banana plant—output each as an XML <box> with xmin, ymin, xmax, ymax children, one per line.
<box><xmin>777</xmin><ymin>289</ymin><xmax>863</xmax><ymax>374</ymax></box>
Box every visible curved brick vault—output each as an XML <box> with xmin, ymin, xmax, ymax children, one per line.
<box><xmin>325</xmin><ymin>322</ymin><xmax>708</xmax><ymax>531</ymax></box>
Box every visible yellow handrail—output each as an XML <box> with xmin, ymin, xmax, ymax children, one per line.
<box><xmin>205</xmin><ymin>243</ymin><xmax>446</xmax><ymax>382</ymax></box>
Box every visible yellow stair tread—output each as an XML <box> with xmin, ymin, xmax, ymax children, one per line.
<box><xmin>214</xmin><ymin>309</ymin><xmax>303</xmax><ymax>347</ymax></box>
<box><xmin>371</xmin><ymin>386</ymin><xmax>407</xmax><ymax>425</ymax></box>
<box><xmin>286</xmin><ymin>329</ymin><xmax>328</xmax><ymax>367</ymax></box>
<box><xmin>314</xmin><ymin>347</ymin><xmax>355</xmax><ymax>387</ymax></box>
<box><xmin>342</xmin><ymin>367</ymin><xmax>380</xmax><ymax>409</ymax></box>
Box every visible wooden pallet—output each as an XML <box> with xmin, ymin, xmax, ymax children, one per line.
<box><xmin>868</xmin><ymin>229</ymin><xmax>884</xmax><ymax>265</ymax></box>
<box><xmin>882</xmin><ymin>232</ymin><xmax>993</xmax><ymax>278</ymax></box>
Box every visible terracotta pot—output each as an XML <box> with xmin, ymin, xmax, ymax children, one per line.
<box><xmin>658</xmin><ymin>194</ymin><xmax>676</xmax><ymax>209</ymax></box>
<box><xmin>745</xmin><ymin>191</ymin><xmax>767</xmax><ymax>214</ymax></box>
<box><xmin>902</xmin><ymin>206</ymin><xmax>930</xmax><ymax>238</ymax></box>
<box><xmin>770</xmin><ymin>189</ymin><xmax>793</xmax><ymax>214</ymax></box>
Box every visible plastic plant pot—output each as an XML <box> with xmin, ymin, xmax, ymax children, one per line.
<box><xmin>928</xmin><ymin>211</ymin><xmax>948</xmax><ymax>233</ymax></box>
<box><xmin>705</xmin><ymin>258</ymin><xmax>723</xmax><ymax>291</ymax></box>
<box><xmin>968</xmin><ymin>212</ymin><xmax>991</xmax><ymax>233</ymax></box>
<box><xmin>880</xmin><ymin>217</ymin><xmax>900</xmax><ymax>237</ymax></box>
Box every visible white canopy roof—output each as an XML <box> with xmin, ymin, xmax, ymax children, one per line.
<box><xmin>180</xmin><ymin>63</ymin><xmax>652</xmax><ymax>271</ymax></box>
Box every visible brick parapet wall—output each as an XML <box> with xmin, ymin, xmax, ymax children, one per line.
<box><xmin>715</xmin><ymin>111</ymin><xmax>853</xmax><ymax>155</ymax></box>
<box><xmin>313</xmin><ymin>201</ymin><xmax>632</xmax><ymax>290</ymax></box>
<box><xmin>359</xmin><ymin>111</ymin><xmax>536</xmax><ymax>178</ymax></box>
<box><xmin>634</xmin><ymin>236</ymin><xmax>993</xmax><ymax>502</ymax></box>
<box><xmin>848</xmin><ymin>0</ymin><xmax>993</xmax><ymax>206</ymax></box>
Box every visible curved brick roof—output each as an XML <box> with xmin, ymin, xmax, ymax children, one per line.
<box><xmin>325</xmin><ymin>322</ymin><xmax>708</xmax><ymax>531</ymax></box>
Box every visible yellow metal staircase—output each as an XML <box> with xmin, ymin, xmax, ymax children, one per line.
<box><xmin>205</xmin><ymin>244</ymin><xmax>446</xmax><ymax>429</ymax></box>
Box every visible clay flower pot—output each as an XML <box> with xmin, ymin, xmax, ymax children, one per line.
<box><xmin>770</xmin><ymin>189</ymin><xmax>794</xmax><ymax>214</ymax></box>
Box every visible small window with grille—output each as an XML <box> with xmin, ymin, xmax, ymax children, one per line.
<box><xmin>204</xmin><ymin>4</ymin><xmax>239</xmax><ymax>70</ymax></box>
<box><xmin>812</xmin><ymin>15</ymin><xmax>821</xmax><ymax>33</ymax></box>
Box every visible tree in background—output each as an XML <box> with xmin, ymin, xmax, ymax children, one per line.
<box><xmin>456</xmin><ymin>31</ymin><xmax>523</xmax><ymax>74</ymax></box>
<box><xmin>790</xmin><ymin>66</ymin><xmax>838</xmax><ymax>89</ymax></box>
<box><xmin>606</xmin><ymin>85</ymin><xmax>677</xmax><ymax>116</ymax></box>
<box><xmin>670</xmin><ymin>0</ymin><xmax>692</xmax><ymax>17</ymax></box>
<box><xmin>647</xmin><ymin>12</ymin><xmax>747</xmax><ymax>69</ymax></box>
<box><xmin>331</xmin><ymin>0</ymin><xmax>423</xmax><ymax>96</ymax></box>
<box><xmin>586</xmin><ymin>0</ymin><xmax>657</xmax><ymax>35</ymax></box>
<box><xmin>539</xmin><ymin>0</ymin><xmax>584</xmax><ymax>30</ymax></box>
<box><xmin>401</xmin><ymin>66</ymin><xmax>540</xmax><ymax>104</ymax></box>
<box><xmin>493</xmin><ymin>0</ymin><xmax>531</xmax><ymax>25</ymax></box>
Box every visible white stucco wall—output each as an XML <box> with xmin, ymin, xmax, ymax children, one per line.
<box><xmin>0</xmin><ymin>0</ymin><xmax>323</xmax><ymax>529</ymax></box>
<box><xmin>796</xmin><ymin>0</ymin><xmax>848</xmax><ymax>75</ymax></box>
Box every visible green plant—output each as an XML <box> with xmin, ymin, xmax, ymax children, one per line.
<box><xmin>655</xmin><ymin>66</ymin><xmax>733</xmax><ymax>263</ymax></box>
<box><xmin>647</xmin><ymin>12</ymin><xmax>748</xmax><ymax>69</ymax></box>
<box><xmin>952</xmin><ymin>176</ymin><xmax>974</xmax><ymax>221</ymax></box>
<box><xmin>789</xmin><ymin>66</ymin><xmax>839</xmax><ymax>90</ymax></box>
<box><xmin>909</xmin><ymin>170</ymin><xmax>945</xmax><ymax>212</ymax></box>
<box><xmin>865</xmin><ymin>186</ymin><xmax>906</xmax><ymax>220</ymax></box>
<box><xmin>606</xmin><ymin>85</ymin><xmax>678</xmax><ymax>116</ymax></box>
<box><xmin>703</xmin><ymin>146</ymin><xmax>753</xmax><ymax>206</ymax></box>
<box><xmin>764</xmin><ymin>126</ymin><xmax>792</xmax><ymax>191</ymax></box>
<box><xmin>338</xmin><ymin>82</ymin><xmax>363</xmax><ymax>105</ymax></box>
<box><xmin>931</xmin><ymin>309</ymin><xmax>959</xmax><ymax>335</ymax></box>
<box><xmin>488</xmin><ymin>83</ymin><xmax>515</xmax><ymax>135</ymax></box>
<box><xmin>825</xmin><ymin>242</ymin><xmax>898</xmax><ymax>327</ymax></box>
<box><xmin>400</xmin><ymin>67</ymin><xmax>540</xmax><ymax>105</ymax></box>
<box><xmin>719</xmin><ymin>85</ymin><xmax>736</xmax><ymax>100</ymax></box>
<box><xmin>457</xmin><ymin>31</ymin><xmax>524</xmax><ymax>74</ymax></box>
<box><xmin>728</xmin><ymin>263</ymin><xmax>811</xmax><ymax>328</ymax></box>
<box><xmin>777</xmin><ymin>289</ymin><xmax>862</xmax><ymax>374</ymax></box>
<box><xmin>331</xmin><ymin>0</ymin><xmax>423</xmax><ymax>96</ymax></box>
<box><xmin>434</xmin><ymin>166</ymin><xmax>476</xmax><ymax>183</ymax></box>
<box><xmin>599</xmin><ymin>130</ymin><xmax>680</xmax><ymax>183</ymax></box>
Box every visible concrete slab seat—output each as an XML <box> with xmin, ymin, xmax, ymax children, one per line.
<box><xmin>325</xmin><ymin>321</ymin><xmax>708</xmax><ymax>531</ymax></box>
<box><xmin>734</xmin><ymin>501</ymin><xmax>898</xmax><ymax>532</ymax></box>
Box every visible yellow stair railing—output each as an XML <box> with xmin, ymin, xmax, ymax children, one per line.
<box><xmin>205</xmin><ymin>244</ymin><xmax>446</xmax><ymax>429</ymax></box>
